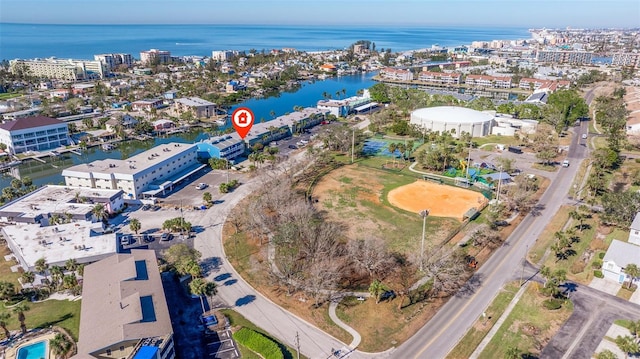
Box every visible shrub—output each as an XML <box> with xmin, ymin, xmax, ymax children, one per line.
<box><xmin>635</xmin><ymin>158</ymin><xmax>640</xmax><ymax>164</ymax></box>
<box><xmin>591</xmin><ymin>260</ymin><xmax>602</xmax><ymax>269</ymax></box>
<box><xmin>598</xmin><ymin>252</ymin><xmax>605</xmax><ymax>260</ymax></box>
<box><xmin>570</xmin><ymin>261</ymin><xmax>586</xmax><ymax>274</ymax></box>
<box><xmin>233</xmin><ymin>327</ymin><xmax>284</xmax><ymax>359</ymax></box>
<box><xmin>594</xmin><ymin>270</ymin><xmax>604</xmax><ymax>278</ymax></box>
<box><xmin>543</xmin><ymin>298</ymin><xmax>563</xmax><ymax>310</ymax></box>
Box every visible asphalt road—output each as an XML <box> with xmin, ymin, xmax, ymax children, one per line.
<box><xmin>392</xmin><ymin>120</ymin><xmax>590</xmax><ymax>358</ymax></box>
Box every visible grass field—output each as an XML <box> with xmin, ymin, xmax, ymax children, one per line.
<box><xmin>0</xmin><ymin>299</ymin><xmax>82</xmax><ymax>340</ymax></box>
<box><xmin>220</xmin><ymin>309</ymin><xmax>305</xmax><ymax>359</ymax></box>
<box><xmin>0</xmin><ymin>246</ymin><xmax>23</xmax><ymax>287</ymax></box>
<box><xmin>447</xmin><ymin>282</ymin><xmax>520</xmax><ymax>359</ymax></box>
<box><xmin>477</xmin><ymin>283</ymin><xmax>573</xmax><ymax>358</ymax></box>
<box><xmin>528</xmin><ymin>206</ymin><xmax>572</xmax><ymax>265</ymax></box>
<box><xmin>0</xmin><ymin>93</ymin><xmax>22</xmax><ymax>100</ymax></box>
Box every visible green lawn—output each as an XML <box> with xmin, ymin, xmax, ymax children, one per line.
<box><xmin>0</xmin><ymin>299</ymin><xmax>82</xmax><ymax>340</ymax></box>
<box><xmin>473</xmin><ymin>134</ymin><xmax>521</xmax><ymax>148</ymax></box>
<box><xmin>0</xmin><ymin>93</ymin><xmax>22</xmax><ymax>100</ymax></box>
<box><xmin>447</xmin><ymin>282</ymin><xmax>520</xmax><ymax>359</ymax></box>
<box><xmin>0</xmin><ymin>246</ymin><xmax>23</xmax><ymax>287</ymax></box>
<box><xmin>477</xmin><ymin>284</ymin><xmax>573</xmax><ymax>358</ymax></box>
<box><xmin>220</xmin><ymin>309</ymin><xmax>305</xmax><ymax>359</ymax></box>
<box><xmin>528</xmin><ymin>206</ymin><xmax>572</xmax><ymax>265</ymax></box>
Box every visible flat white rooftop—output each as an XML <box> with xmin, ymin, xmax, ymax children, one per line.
<box><xmin>3</xmin><ymin>221</ymin><xmax>116</xmax><ymax>270</ymax></box>
<box><xmin>0</xmin><ymin>185</ymin><xmax>123</xmax><ymax>221</ymax></box>
<box><xmin>63</xmin><ymin>142</ymin><xmax>196</xmax><ymax>176</ymax></box>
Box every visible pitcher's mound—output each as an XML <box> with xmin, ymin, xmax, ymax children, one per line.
<box><xmin>388</xmin><ymin>180</ymin><xmax>487</xmax><ymax>220</ymax></box>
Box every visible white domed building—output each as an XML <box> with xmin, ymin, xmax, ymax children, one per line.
<box><xmin>410</xmin><ymin>106</ymin><xmax>495</xmax><ymax>138</ymax></box>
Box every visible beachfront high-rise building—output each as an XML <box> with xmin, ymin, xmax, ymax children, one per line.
<box><xmin>140</xmin><ymin>49</ymin><xmax>172</xmax><ymax>65</ymax></box>
<box><xmin>211</xmin><ymin>50</ymin><xmax>235</xmax><ymax>62</ymax></box>
<box><xmin>9</xmin><ymin>58</ymin><xmax>109</xmax><ymax>80</ymax></box>
<box><xmin>94</xmin><ymin>53</ymin><xmax>133</xmax><ymax>70</ymax></box>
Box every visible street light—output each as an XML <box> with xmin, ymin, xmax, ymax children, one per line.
<box><xmin>419</xmin><ymin>209</ymin><xmax>429</xmax><ymax>272</ymax></box>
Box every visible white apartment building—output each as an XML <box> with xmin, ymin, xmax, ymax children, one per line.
<box><xmin>418</xmin><ymin>71</ymin><xmax>462</xmax><ymax>85</ymax></box>
<box><xmin>140</xmin><ymin>49</ymin><xmax>172</xmax><ymax>65</ymax></box>
<box><xmin>465</xmin><ymin>74</ymin><xmax>512</xmax><ymax>89</ymax></box>
<box><xmin>62</xmin><ymin>143</ymin><xmax>202</xmax><ymax>199</ymax></box>
<box><xmin>211</xmin><ymin>50</ymin><xmax>235</xmax><ymax>61</ymax></box>
<box><xmin>0</xmin><ymin>116</ymin><xmax>69</xmax><ymax>154</ymax></box>
<box><xmin>535</xmin><ymin>50</ymin><xmax>593</xmax><ymax>64</ymax></box>
<box><xmin>94</xmin><ymin>53</ymin><xmax>133</xmax><ymax>69</ymax></box>
<box><xmin>9</xmin><ymin>58</ymin><xmax>109</xmax><ymax>80</ymax></box>
<box><xmin>379</xmin><ymin>67</ymin><xmax>413</xmax><ymax>81</ymax></box>
<box><xmin>612</xmin><ymin>53</ymin><xmax>640</xmax><ymax>68</ymax></box>
<box><xmin>173</xmin><ymin>97</ymin><xmax>217</xmax><ymax>118</ymax></box>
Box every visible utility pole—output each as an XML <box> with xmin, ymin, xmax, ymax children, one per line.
<box><xmin>226</xmin><ymin>159</ymin><xmax>230</xmax><ymax>183</ymax></box>
<box><xmin>295</xmin><ymin>332</ymin><xmax>300</xmax><ymax>359</ymax></box>
<box><xmin>520</xmin><ymin>245</ymin><xmax>528</xmax><ymax>286</ymax></box>
<box><xmin>466</xmin><ymin>139</ymin><xmax>472</xmax><ymax>180</ymax></box>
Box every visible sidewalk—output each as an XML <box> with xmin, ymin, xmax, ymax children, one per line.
<box><xmin>468</xmin><ymin>282</ymin><xmax>530</xmax><ymax>359</ymax></box>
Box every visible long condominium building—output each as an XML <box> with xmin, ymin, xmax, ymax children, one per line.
<box><xmin>418</xmin><ymin>71</ymin><xmax>462</xmax><ymax>85</ymax></box>
<box><xmin>9</xmin><ymin>58</ymin><xmax>109</xmax><ymax>80</ymax></box>
<box><xmin>379</xmin><ymin>67</ymin><xmax>413</xmax><ymax>81</ymax></box>
<box><xmin>0</xmin><ymin>116</ymin><xmax>69</xmax><ymax>154</ymax></box>
<box><xmin>535</xmin><ymin>50</ymin><xmax>593</xmax><ymax>64</ymax></box>
<box><xmin>612</xmin><ymin>53</ymin><xmax>640</xmax><ymax>68</ymax></box>
<box><xmin>62</xmin><ymin>142</ymin><xmax>204</xmax><ymax>199</ymax></box>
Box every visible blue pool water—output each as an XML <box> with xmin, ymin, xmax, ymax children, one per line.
<box><xmin>17</xmin><ymin>340</ymin><xmax>47</xmax><ymax>359</ymax></box>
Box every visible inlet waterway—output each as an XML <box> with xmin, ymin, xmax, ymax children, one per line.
<box><xmin>0</xmin><ymin>73</ymin><xmax>377</xmax><ymax>189</ymax></box>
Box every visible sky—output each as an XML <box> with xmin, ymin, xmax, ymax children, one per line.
<box><xmin>1</xmin><ymin>0</ymin><xmax>638</xmax><ymax>28</ymax></box>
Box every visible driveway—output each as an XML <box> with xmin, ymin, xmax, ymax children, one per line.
<box><xmin>588</xmin><ymin>277</ymin><xmax>621</xmax><ymax>296</ymax></box>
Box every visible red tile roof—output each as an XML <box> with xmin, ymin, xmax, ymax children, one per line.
<box><xmin>0</xmin><ymin>116</ymin><xmax>64</xmax><ymax>131</ymax></box>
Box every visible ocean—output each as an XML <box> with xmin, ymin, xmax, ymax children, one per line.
<box><xmin>0</xmin><ymin>23</ymin><xmax>531</xmax><ymax>60</ymax></box>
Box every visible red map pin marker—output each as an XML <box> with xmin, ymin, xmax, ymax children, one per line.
<box><xmin>231</xmin><ymin>107</ymin><xmax>255</xmax><ymax>139</ymax></box>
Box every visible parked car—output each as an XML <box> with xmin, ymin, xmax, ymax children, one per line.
<box><xmin>160</xmin><ymin>233</ymin><xmax>172</xmax><ymax>241</ymax></box>
<box><xmin>151</xmin><ymin>205</ymin><xmax>161</xmax><ymax>211</ymax></box>
<box><xmin>581</xmin><ymin>133</ymin><xmax>588</xmax><ymax>139</ymax></box>
<box><xmin>288</xmin><ymin>144</ymin><xmax>298</xmax><ymax>149</ymax></box>
<box><xmin>141</xmin><ymin>204</ymin><xmax>151</xmax><ymax>211</ymax></box>
<box><xmin>143</xmin><ymin>234</ymin><xmax>154</xmax><ymax>243</ymax></box>
<box><xmin>562</xmin><ymin>159</ymin><xmax>570</xmax><ymax>167</ymax></box>
<box><xmin>120</xmin><ymin>234</ymin><xmax>132</xmax><ymax>246</ymax></box>
<box><xmin>195</xmin><ymin>183</ymin><xmax>208</xmax><ymax>190</ymax></box>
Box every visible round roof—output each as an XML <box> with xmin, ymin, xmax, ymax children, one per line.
<box><xmin>411</xmin><ymin>106</ymin><xmax>494</xmax><ymax>124</ymax></box>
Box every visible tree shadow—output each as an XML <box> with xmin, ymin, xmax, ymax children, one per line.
<box><xmin>214</xmin><ymin>273</ymin><xmax>232</xmax><ymax>282</ymax></box>
<box><xmin>530</xmin><ymin>203</ymin><xmax>546</xmax><ymax>217</ymax></box>
<box><xmin>201</xmin><ymin>257</ymin><xmax>222</xmax><ymax>276</ymax></box>
<box><xmin>191</xmin><ymin>225</ymin><xmax>205</xmax><ymax>234</ymax></box>
<box><xmin>455</xmin><ymin>273</ymin><xmax>484</xmax><ymax>298</ymax></box>
<box><xmin>223</xmin><ymin>279</ymin><xmax>237</xmax><ymax>286</ymax></box>
<box><xmin>39</xmin><ymin>312</ymin><xmax>73</xmax><ymax>328</ymax></box>
<box><xmin>560</xmin><ymin>282</ymin><xmax>578</xmax><ymax>297</ymax></box>
<box><xmin>235</xmin><ymin>295</ymin><xmax>256</xmax><ymax>307</ymax></box>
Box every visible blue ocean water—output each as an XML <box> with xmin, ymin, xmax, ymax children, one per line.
<box><xmin>0</xmin><ymin>23</ymin><xmax>530</xmax><ymax>60</ymax></box>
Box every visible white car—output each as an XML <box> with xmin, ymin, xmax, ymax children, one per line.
<box><xmin>195</xmin><ymin>183</ymin><xmax>208</xmax><ymax>190</ymax></box>
<box><xmin>562</xmin><ymin>160</ymin><xmax>570</xmax><ymax>167</ymax></box>
<box><xmin>581</xmin><ymin>134</ymin><xmax>588</xmax><ymax>139</ymax></box>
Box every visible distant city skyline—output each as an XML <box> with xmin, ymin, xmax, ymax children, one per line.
<box><xmin>1</xmin><ymin>0</ymin><xmax>638</xmax><ymax>28</ymax></box>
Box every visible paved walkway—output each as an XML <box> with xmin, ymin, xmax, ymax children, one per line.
<box><xmin>468</xmin><ymin>282</ymin><xmax>530</xmax><ymax>359</ymax></box>
<box><xmin>328</xmin><ymin>300</ymin><xmax>361</xmax><ymax>349</ymax></box>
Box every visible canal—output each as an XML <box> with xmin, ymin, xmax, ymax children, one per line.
<box><xmin>0</xmin><ymin>73</ymin><xmax>377</xmax><ymax>188</ymax></box>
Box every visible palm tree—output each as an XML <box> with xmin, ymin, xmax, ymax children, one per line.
<box><xmin>628</xmin><ymin>320</ymin><xmax>640</xmax><ymax>338</ymax></box>
<box><xmin>129</xmin><ymin>218</ymin><xmax>141</xmax><ymax>235</ymax></box>
<box><xmin>594</xmin><ymin>349</ymin><xmax>617</xmax><ymax>359</ymax></box>
<box><xmin>0</xmin><ymin>312</ymin><xmax>11</xmax><ymax>339</ymax></box>
<box><xmin>65</xmin><ymin>259</ymin><xmax>78</xmax><ymax>273</ymax></box>
<box><xmin>91</xmin><ymin>204</ymin><xmax>108</xmax><ymax>224</ymax></box>
<box><xmin>189</xmin><ymin>278</ymin><xmax>208</xmax><ymax>313</ymax></box>
<box><xmin>625</xmin><ymin>264</ymin><xmax>640</xmax><ymax>289</ymax></box>
<box><xmin>50</xmin><ymin>332</ymin><xmax>73</xmax><ymax>359</ymax></box>
<box><xmin>569</xmin><ymin>209</ymin><xmax>585</xmax><ymax>232</ymax></box>
<box><xmin>368</xmin><ymin>279</ymin><xmax>387</xmax><ymax>304</ymax></box>
<box><xmin>12</xmin><ymin>303</ymin><xmax>30</xmax><ymax>335</ymax></box>
<box><xmin>616</xmin><ymin>335</ymin><xmax>639</xmax><ymax>359</ymax></box>
<box><xmin>505</xmin><ymin>346</ymin><xmax>522</xmax><ymax>359</ymax></box>
<box><xmin>62</xmin><ymin>274</ymin><xmax>78</xmax><ymax>290</ymax></box>
<box><xmin>387</xmin><ymin>143</ymin><xmax>398</xmax><ymax>162</ymax></box>
<box><xmin>203</xmin><ymin>192</ymin><xmax>213</xmax><ymax>205</ymax></box>
<box><xmin>35</xmin><ymin>257</ymin><xmax>49</xmax><ymax>283</ymax></box>
<box><xmin>21</xmin><ymin>271</ymin><xmax>35</xmax><ymax>287</ymax></box>
<box><xmin>0</xmin><ymin>281</ymin><xmax>15</xmax><ymax>300</ymax></box>
<box><xmin>50</xmin><ymin>266</ymin><xmax>64</xmax><ymax>290</ymax></box>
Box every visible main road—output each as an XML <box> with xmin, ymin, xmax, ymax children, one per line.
<box><xmin>393</xmin><ymin>120</ymin><xmax>590</xmax><ymax>358</ymax></box>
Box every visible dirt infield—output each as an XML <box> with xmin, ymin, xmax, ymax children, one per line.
<box><xmin>388</xmin><ymin>180</ymin><xmax>487</xmax><ymax>220</ymax></box>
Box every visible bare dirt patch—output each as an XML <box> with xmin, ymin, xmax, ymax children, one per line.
<box><xmin>388</xmin><ymin>180</ymin><xmax>488</xmax><ymax>220</ymax></box>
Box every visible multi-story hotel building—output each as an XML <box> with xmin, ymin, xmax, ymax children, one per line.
<box><xmin>76</xmin><ymin>250</ymin><xmax>175</xmax><ymax>359</ymax></box>
<box><xmin>418</xmin><ymin>71</ymin><xmax>462</xmax><ymax>85</ymax></box>
<box><xmin>0</xmin><ymin>116</ymin><xmax>69</xmax><ymax>154</ymax></box>
<box><xmin>535</xmin><ymin>50</ymin><xmax>593</xmax><ymax>64</ymax></box>
<box><xmin>140</xmin><ymin>49</ymin><xmax>172</xmax><ymax>65</ymax></box>
<box><xmin>465</xmin><ymin>74</ymin><xmax>512</xmax><ymax>89</ymax></box>
<box><xmin>62</xmin><ymin>142</ymin><xmax>204</xmax><ymax>199</ymax></box>
<box><xmin>211</xmin><ymin>50</ymin><xmax>235</xmax><ymax>61</ymax></box>
<box><xmin>94</xmin><ymin>53</ymin><xmax>133</xmax><ymax>69</ymax></box>
<box><xmin>173</xmin><ymin>97</ymin><xmax>217</xmax><ymax>118</ymax></box>
<box><xmin>9</xmin><ymin>58</ymin><xmax>109</xmax><ymax>80</ymax></box>
<box><xmin>612</xmin><ymin>53</ymin><xmax>640</xmax><ymax>68</ymax></box>
<box><xmin>379</xmin><ymin>67</ymin><xmax>414</xmax><ymax>81</ymax></box>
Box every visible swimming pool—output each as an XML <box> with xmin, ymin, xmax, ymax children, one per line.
<box><xmin>16</xmin><ymin>340</ymin><xmax>48</xmax><ymax>359</ymax></box>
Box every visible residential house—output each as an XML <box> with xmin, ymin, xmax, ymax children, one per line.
<box><xmin>603</xmin><ymin>240</ymin><xmax>640</xmax><ymax>283</ymax></box>
<box><xmin>0</xmin><ymin>116</ymin><xmax>69</xmax><ymax>154</ymax></box>
<box><xmin>131</xmin><ymin>98</ymin><xmax>163</xmax><ymax>112</ymax></box>
<box><xmin>152</xmin><ymin>119</ymin><xmax>175</xmax><ymax>131</ymax></box>
<box><xmin>629</xmin><ymin>213</ymin><xmax>640</xmax><ymax>246</ymax></box>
